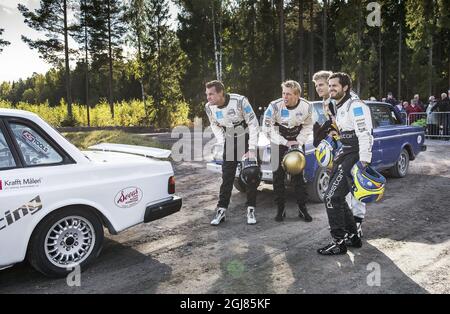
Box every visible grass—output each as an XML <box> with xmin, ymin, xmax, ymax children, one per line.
<box><xmin>62</xmin><ymin>130</ymin><xmax>169</xmax><ymax>150</ymax></box>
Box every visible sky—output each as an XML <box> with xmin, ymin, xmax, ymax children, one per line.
<box><xmin>0</xmin><ymin>0</ymin><xmax>179</xmax><ymax>83</ymax></box>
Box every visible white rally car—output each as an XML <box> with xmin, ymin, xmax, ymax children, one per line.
<box><xmin>0</xmin><ymin>109</ymin><xmax>182</xmax><ymax>277</ymax></box>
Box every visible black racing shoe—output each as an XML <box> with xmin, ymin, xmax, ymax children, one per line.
<box><xmin>298</xmin><ymin>205</ymin><xmax>312</xmax><ymax>222</ymax></box>
<box><xmin>317</xmin><ymin>238</ymin><xmax>347</xmax><ymax>255</ymax></box>
<box><xmin>344</xmin><ymin>233</ymin><xmax>362</xmax><ymax>248</ymax></box>
<box><xmin>275</xmin><ymin>207</ymin><xmax>286</xmax><ymax>222</ymax></box>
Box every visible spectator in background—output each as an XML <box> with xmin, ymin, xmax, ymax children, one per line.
<box><xmin>369</xmin><ymin>96</ymin><xmax>377</xmax><ymax>101</ymax></box>
<box><xmin>396</xmin><ymin>101</ymin><xmax>405</xmax><ymax>114</ymax></box>
<box><xmin>386</xmin><ymin>92</ymin><xmax>398</xmax><ymax>107</ymax></box>
<box><xmin>382</xmin><ymin>97</ymin><xmax>387</xmax><ymax>102</ymax></box>
<box><xmin>402</xmin><ymin>101</ymin><xmax>409</xmax><ymax>112</ymax></box>
<box><xmin>414</xmin><ymin>94</ymin><xmax>425</xmax><ymax>111</ymax></box>
<box><xmin>432</xmin><ymin>93</ymin><xmax>450</xmax><ymax>136</ymax></box>
<box><xmin>407</xmin><ymin>99</ymin><xmax>424</xmax><ymax>124</ymax></box>
<box><xmin>426</xmin><ymin>96</ymin><xmax>438</xmax><ymax>136</ymax></box>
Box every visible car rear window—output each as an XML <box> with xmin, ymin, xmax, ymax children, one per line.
<box><xmin>370</xmin><ymin>105</ymin><xmax>396</xmax><ymax>127</ymax></box>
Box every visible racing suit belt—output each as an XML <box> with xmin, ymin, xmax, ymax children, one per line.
<box><xmin>274</xmin><ymin>123</ymin><xmax>303</xmax><ymax>141</ymax></box>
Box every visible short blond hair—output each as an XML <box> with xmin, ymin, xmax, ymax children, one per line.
<box><xmin>312</xmin><ymin>70</ymin><xmax>333</xmax><ymax>83</ymax></box>
<box><xmin>281</xmin><ymin>80</ymin><xmax>302</xmax><ymax>96</ymax></box>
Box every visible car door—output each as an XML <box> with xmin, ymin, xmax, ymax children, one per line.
<box><xmin>369</xmin><ymin>103</ymin><xmax>402</xmax><ymax>169</ymax></box>
<box><xmin>0</xmin><ymin>116</ymin><xmax>75</xmax><ymax>234</ymax></box>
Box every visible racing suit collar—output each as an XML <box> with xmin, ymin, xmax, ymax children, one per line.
<box><xmin>286</xmin><ymin>98</ymin><xmax>300</xmax><ymax>110</ymax></box>
<box><xmin>217</xmin><ymin>94</ymin><xmax>230</xmax><ymax>109</ymax></box>
<box><xmin>335</xmin><ymin>93</ymin><xmax>352</xmax><ymax>110</ymax></box>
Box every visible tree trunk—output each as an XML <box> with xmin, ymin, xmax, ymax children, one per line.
<box><xmin>107</xmin><ymin>0</ymin><xmax>114</xmax><ymax>118</ymax></box>
<box><xmin>298</xmin><ymin>0</ymin><xmax>304</xmax><ymax>90</ymax></box>
<box><xmin>398</xmin><ymin>22</ymin><xmax>402</xmax><ymax>100</ymax></box>
<box><xmin>308</xmin><ymin>0</ymin><xmax>314</xmax><ymax>100</ymax></box>
<box><xmin>218</xmin><ymin>0</ymin><xmax>223</xmax><ymax>81</ymax></box>
<box><xmin>63</xmin><ymin>0</ymin><xmax>72</xmax><ymax>119</ymax></box>
<box><xmin>322</xmin><ymin>0</ymin><xmax>327</xmax><ymax>69</ymax></box>
<box><xmin>137</xmin><ymin>33</ymin><xmax>146</xmax><ymax>119</ymax></box>
<box><xmin>279</xmin><ymin>0</ymin><xmax>285</xmax><ymax>82</ymax></box>
<box><xmin>212</xmin><ymin>2</ymin><xmax>220</xmax><ymax>80</ymax></box>
<box><xmin>428</xmin><ymin>37</ymin><xmax>433</xmax><ymax>97</ymax></box>
<box><xmin>379</xmin><ymin>27</ymin><xmax>382</xmax><ymax>99</ymax></box>
<box><xmin>356</xmin><ymin>3</ymin><xmax>362</xmax><ymax>95</ymax></box>
<box><xmin>83</xmin><ymin>0</ymin><xmax>90</xmax><ymax>126</ymax></box>
<box><xmin>156</xmin><ymin>14</ymin><xmax>162</xmax><ymax>122</ymax></box>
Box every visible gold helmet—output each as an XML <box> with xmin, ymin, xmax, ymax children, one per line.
<box><xmin>282</xmin><ymin>148</ymin><xmax>306</xmax><ymax>175</ymax></box>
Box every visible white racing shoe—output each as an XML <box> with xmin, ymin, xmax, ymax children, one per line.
<box><xmin>211</xmin><ymin>207</ymin><xmax>226</xmax><ymax>226</ymax></box>
<box><xmin>247</xmin><ymin>207</ymin><xmax>256</xmax><ymax>225</ymax></box>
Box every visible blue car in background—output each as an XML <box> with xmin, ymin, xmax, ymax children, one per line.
<box><xmin>206</xmin><ymin>101</ymin><xmax>427</xmax><ymax>202</ymax></box>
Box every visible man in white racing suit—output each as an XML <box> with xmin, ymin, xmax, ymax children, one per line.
<box><xmin>317</xmin><ymin>72</ymin><xmax>374</xmax><ymax>255</ymax></box>
<box><xmin>312</xmin><ymin>71</ymin><xmax>366</xmax><ymax>238</ymax></box>
<box><xmin>205</xmin><ymin>80</ymin><xmax>260</xmax><ymax>226</ymax></box>
<box><xmin>262</xmin><ymin>80</ymin><xmax>313</xmax><ymax>222</ymax></box>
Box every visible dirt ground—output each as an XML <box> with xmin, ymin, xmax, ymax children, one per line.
<box><xmin>0</xmin><ymin>137</ymin><xmax>449</xmax><ymax>294</ymax></box>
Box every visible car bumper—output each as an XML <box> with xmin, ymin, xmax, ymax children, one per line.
<box><xmin>144</xmin><ymin>196</ymin><xmax>182</xmax><ymax>223</ymax></box>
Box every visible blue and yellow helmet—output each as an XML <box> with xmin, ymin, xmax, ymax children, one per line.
<box><xmin>315</xmin><ymin>135</ymin><xmax>341</xmax><ymax>169</ymax></box>
<box><xmin>351</xmin><ymin>161</ymin><xmax>386</xmax><ymax>203</ymax></box>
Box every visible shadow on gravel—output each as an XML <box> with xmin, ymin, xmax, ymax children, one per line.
<box><xmin>0</xmin><ymin>239</ymin><xmax>172</xmax><ymax>294</ymax></box>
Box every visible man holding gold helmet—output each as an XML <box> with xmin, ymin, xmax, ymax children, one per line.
<box><xmin>262</xmin><ymin>80</ymin><xmax>313</xmax><ymax>222</ymax></box>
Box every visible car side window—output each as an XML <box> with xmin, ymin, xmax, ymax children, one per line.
<box><xmin>370</xmin><ymin>105</ymin><xmax>394</xmax><ymax>127</ymax></box>
<box><xmin>9</xmin><ymin>122</ymin><xmax>63</xmax><ymax>166</ymax></box>
<box><xmin>312</xmin><ymin>102</ymin><xmax>326</xmax><ymax>124</ymax></box>
<box><xmin>0</xmin><ymin>129</ymin><xmax>16</xmax><ymax>170</ymax></box>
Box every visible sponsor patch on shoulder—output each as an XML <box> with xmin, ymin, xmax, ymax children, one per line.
<box><xmin>281</xmin><ymin>109</ymin><xmax>289</xmax><ymax>118</ymax></box>
<box><xmin>353</xmin><ymin>107</ymin><xmax>364</xmax><ymax>117</ymax></box>
<box><xmin>216</xmin><ymin>111</ymin><xmax>224</xmax><ymax>119</ymax></box>
<box><xmin>265</xmin><ymin>109</ymin><xmax>272</xmax><ymax>118</ymax></box>
<box><xmin>244</xmin><ymin>105</ymin><xmax>252</xmax><ymax>114</ymax></box>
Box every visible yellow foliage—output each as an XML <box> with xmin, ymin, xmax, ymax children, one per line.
<box><xmin>0</xmin><ymin>99</ymin><xmax>191</xmax><ymax>127</ymax></box>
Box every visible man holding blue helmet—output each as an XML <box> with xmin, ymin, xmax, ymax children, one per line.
<box><xmin>312</xmin><ymin>70</ymin><xmax>367</xmax><ymax>239</ymax></box>
<box><xmin>317</xmin><ymin>72</ymin><xmax>374</xmax><ymax>256</ymax></box>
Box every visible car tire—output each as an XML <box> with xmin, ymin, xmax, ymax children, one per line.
<box><xmin>27</xmin><ymin>207</ymin><xmax>104</xmax><ymax>278</ymax></box>
<box><xmin>308</xmin><ymin>166</ymin><xmax>331</xmax><ymax>203</ymax></box>
<box><xmin>390</xmin><ymin>148</ymin><xmax>410</xmax><ymax>178</ymax></box>
<box><xmin>233</xmin><ymin>177</ymin><xmax>247</xmax><ymax>193</ymax></box>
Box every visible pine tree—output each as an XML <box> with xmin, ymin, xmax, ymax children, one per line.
<box><xmin>0</xmin><ymin>28</ymin><xmax>10</xmax><ymax>53</ymax></box>
<box><xmin>18</xmin><ymin>0</ymin><xmax>75</xmax><ymax>119</ymax></box>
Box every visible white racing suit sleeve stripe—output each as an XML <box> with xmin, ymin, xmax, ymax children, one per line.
<box><xmin>351</xmin><ymin>101</ymin><xmax>373</xmax><ymax>163</ymax></box>
<box><xmin>241</xmin><ymin>97</ymin><xmax>259</xmax><ymax>150</ymax></box>
<box><xmin>205</xmin><ymin>104</ymin><xmax>225</xmax><ymax>147</ymax></box>
<box><xmin>262</xmin><ymin>104</ymin><xmax>288</xmax><ymax>146</ymax></box>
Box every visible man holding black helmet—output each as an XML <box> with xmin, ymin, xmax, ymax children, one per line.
<box><xmin>262</xmin><ymin>80</ymin><xmax>313</xmax><ymax>222</ymax></box>
<box><xmin>205</xmin><ymin>80</ymin><xmax>260</xmax><ymax>226</ymax></box>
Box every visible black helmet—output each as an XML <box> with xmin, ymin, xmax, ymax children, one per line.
<box><xmin>240</xmin><ymin>156</ymin><xmax>262</xmax><ymax>186</ymax></box>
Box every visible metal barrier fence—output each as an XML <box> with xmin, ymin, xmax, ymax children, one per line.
<box><xmin>407</xmin><ymin>112</ymin><xmax>450</xmax><ymax>139</ymax></box>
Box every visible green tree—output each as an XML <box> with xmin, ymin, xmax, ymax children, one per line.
<box><xmin>87</xmin><ymin>0</ymin><xmax>126</xmax><ymax>118</ymax></box>
<box><xmin>18</xmin><ymin>0</ymin><xmax>75</xmax><ymax>119</ymax></box>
